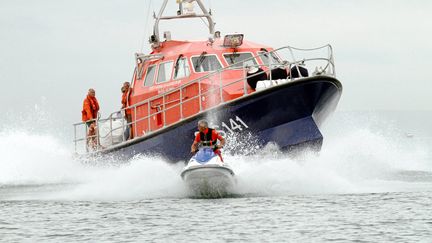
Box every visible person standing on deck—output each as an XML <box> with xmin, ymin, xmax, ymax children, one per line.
<box><xmin>121</xmin><ymin>82</ymin><xmax>134</xmax><ymax>140</ymax></box>
<box><xmin>82</xmin><ymin>88</ymin><xmax>99</xmax><ymax>126</ymax></box>
<box><xmin>81</xmin><ymin>88</ymin><xmax>100</xmax><ymax>150</ymax></box>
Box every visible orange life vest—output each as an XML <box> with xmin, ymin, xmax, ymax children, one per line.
<box><xmin>82</xmin><ymin>95</ymin><xmax>100</xmax><ymax>122</ymax></box>
<box><xmin>122</xmin><ymin>88</ymin><xmax>132</xmax><ymax>115</ymax></box>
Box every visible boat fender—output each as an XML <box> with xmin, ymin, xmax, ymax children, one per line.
<box><xmin>290</xmin><ymin>65</ymin><xmax>309</xmax><ymax>78</ymax></box>
<box><xmin>246</xmin><ymin>67</ymin><xmax>267</xmax><ymax>90</ymax></box>
<box><xmin>255</xmin><ymin>79</ymin><xmax>288</xmax><ymax>91</ymax></box>
<box><xmin>270</xmin><ymin>67</ymin><xmax>288</xmax><ymax>80</ymax></box>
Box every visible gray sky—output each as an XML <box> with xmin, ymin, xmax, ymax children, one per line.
<box><xmin>1</xmin><ymin>0</ymin><xmax>431</xmax><ymax>131</ymax></box>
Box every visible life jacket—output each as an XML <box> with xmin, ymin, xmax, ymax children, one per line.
<box><xmin>82</xmin><ymin>96</ymin><xmax>99</xmax><ymax>122</ymax></box>
<box><xmin>199</xmin><ymin>128</ymin><xmax>218</xmax><ymax>147</ymax></box>
<box><xmin>122</xmin><ymin>88</ymin><xmax>132</xmax><ymax>115</ymax></box>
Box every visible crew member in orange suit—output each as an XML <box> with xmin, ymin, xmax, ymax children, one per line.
<box><xmin>121</xmin><ymin>82</ymin><xmax>133</xmax><ymax>140</ymax></box>
<box><xmin>82</xmin><ymin>88</ymin><xmax>100</xmax><ymax>125</ymax></box>
<box><xmin>82</xmin><ymin>88</ymin><xmax>100</xmax><ymax>150</ymax></box>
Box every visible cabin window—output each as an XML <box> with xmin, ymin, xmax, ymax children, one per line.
<box><xmin>143</xmin><ymin>65</ymin><xmax>156</xmax><ymax>87</ymax></box>
<box><xmin>223</xmin><ymin>52</ymin><xmax>257</xmax><ymax>69</ymax></box>
<box><xmin>173</xmin><ymin>58</ymin><xmax>190</xmax><ymax>80</ymax></box>
<box><xmin>258</xmin><ymin>51</ymin><xmax>282</xmax><ymax>66</ymax></box>
<box><xmin>191</xmin><ymin>55</ymin><xmax>222</xmax><ymax>72</ymax></box>
<box><xmin>157</xmin><ymin>61</ymin><xmax>174</xmax><ymax>83</ymax></box>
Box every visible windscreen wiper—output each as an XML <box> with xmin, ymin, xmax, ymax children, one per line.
<box><xmin>195</xmin><ymin>51</ymin><xmax>207</xmax><ymax>70</ymax></box>
<box><xmin>174</xmin><ymin>54</ymin><xmax>184</xmax><ymax>77</ymax></box>
<box><xmin>260</xmin><ymin>48</ymin><xmax>269</xmax><ymax>58</ymax></box>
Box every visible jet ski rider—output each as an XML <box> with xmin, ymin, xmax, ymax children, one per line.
<box><xmin>191</xmin><ymin>119</ymin><xmax>226</xmax><ymax>161</ymax></box>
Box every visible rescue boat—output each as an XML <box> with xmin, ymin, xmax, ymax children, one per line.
<box><xmin>73</xmin><ymin>0</ymin><xmax>342</xmax><ymax>162</ymax></box>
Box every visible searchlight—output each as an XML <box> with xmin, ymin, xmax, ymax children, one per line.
<box><xmin>177</xmin><ymin>0</ymin><xmax>196</xmax><ymax>15</ymax></box>
<box><xmin>223</xmin><ymin>34</ymin><xmax>244</xmax><ymax>48</ymax></box>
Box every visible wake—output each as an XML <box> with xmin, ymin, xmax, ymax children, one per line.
<box><xmin>0</xmin><ymin>113</ymin><xmax>431</xmax><ymax>201</ymax></box>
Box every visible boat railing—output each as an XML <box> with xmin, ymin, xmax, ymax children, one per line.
<box><xmin>73</xmin><ymin>45</ymin><xmax>336</xmax><ymax>154</ymax></box>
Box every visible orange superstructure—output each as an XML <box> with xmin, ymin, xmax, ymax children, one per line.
<box><xmin>129</xmin><ymin>38</ymin><xmax>274</xmax><ymax>137</ymax></box>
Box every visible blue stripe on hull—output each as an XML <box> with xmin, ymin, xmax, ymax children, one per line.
<box><xmin>100</xmin><ymin>76</ymin><xmax>342</xmax><ymax>163</ymax></box>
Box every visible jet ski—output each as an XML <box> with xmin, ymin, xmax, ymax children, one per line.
<box><xmin>181</xmin><ymin>147</ymin><xmax>235</xmax><ymax>198</ymax></box>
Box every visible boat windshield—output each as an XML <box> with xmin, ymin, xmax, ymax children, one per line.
<box><xmin>223</xmin><ymin>52</ymin><xmax>257</xmax><ymax>69</ymax></box>
<box><xmin>157</xmin><ymin>61</ymin><xmax>174</xmax><ymax>83</ymax></box>
<box><xmin>144</xmin><ymin>65</ymin><xmax>156</xmax><ymax>87</ymax></box>
<box><xmin>173</xmin><ymin>57</ymin><xmax>190</xmax><ymax>80</ymax></box>
<box><xmin>191</xmin><ymin>54</ymin><xmax>222</xmax><ymax>72</ymax></box>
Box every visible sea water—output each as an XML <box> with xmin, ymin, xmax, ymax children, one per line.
<box><xmin>0</xmin><ymin>111</ymin><xmax>431</xmax><ymax>242</ymax></box>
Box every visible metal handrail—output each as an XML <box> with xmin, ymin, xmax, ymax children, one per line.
<box><xmin>128</xmin><ymin>45</ymin><xmax>334</xmax><ymax>112</ymax></box>
<box><xmin>73</xmin><ymin>45</ymin><xmax>335</xmax><ymax>153</ymax></box>
<box><xmin>152</xmin><ymin>0</ymin><xmax>216</xmax><ymax>48</ymax></box>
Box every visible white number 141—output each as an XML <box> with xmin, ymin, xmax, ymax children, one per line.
<box><xmin>221</xmin><ymin>116</ymin><xmax>249</xmax><ymax>134</ymax></box>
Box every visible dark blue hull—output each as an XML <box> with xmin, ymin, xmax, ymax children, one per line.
<box><xmin>100</xmin><ymin>76</ymin><xmax>342</xmax><ymax>163</ymax></box>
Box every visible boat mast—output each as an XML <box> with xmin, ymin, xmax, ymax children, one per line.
<box><xmin>150</xmin><ymin>0</ymin><xmax>216</xmax><ymax>49</ymax></box>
